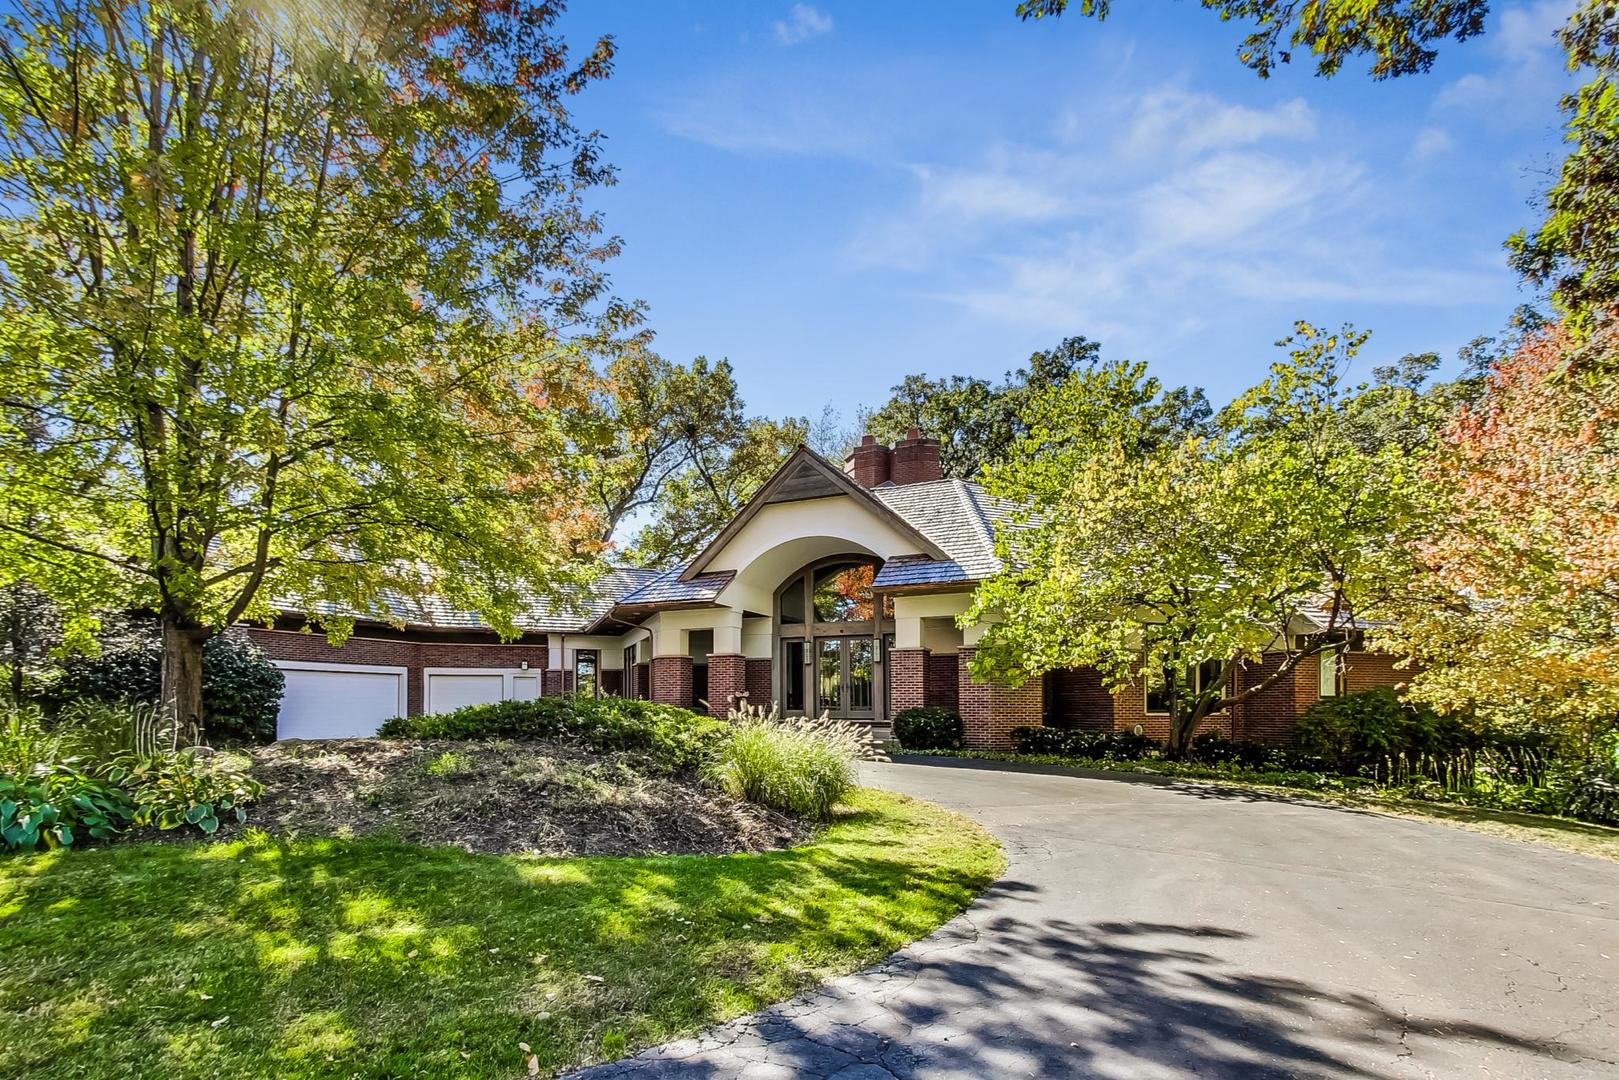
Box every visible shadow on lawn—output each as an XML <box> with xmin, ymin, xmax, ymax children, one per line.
<box><xmin>573</xmin><ymin>914</ymin><xmax>1592</xmax><ymax>1079</ymax></box>
<box><xmin>0</xmin><ymin>799</ymin><xmax>994</xmax><ymax>1079</ymax></box>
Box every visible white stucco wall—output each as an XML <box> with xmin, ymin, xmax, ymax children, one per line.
<box><xmin>705</xmin><ymin>496</ymin><xmax>934</xmax><ymax>616</ymax></box>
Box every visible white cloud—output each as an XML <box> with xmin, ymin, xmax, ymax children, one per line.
<box><xmin>1120</xmin><ymin>89</ymin><xmax>1317</xmax><ymax>160</ymax></box>
<box><xmin>1434</xmin><ymin>1</ymin><xmax>1575</xmax><ymax>115</ymax></box>
<box><xmin>912</xmin><ymin>161</ymin><xmax>1073</xmax><ymax>223</ymax></box>
<box><xmin>774</xmin><ymin>4</ymin><xmax>833</xmax><ymax>46</ymax></box>
<box><xmin>1411</xmin><ymin>126</ymin><xmax>1455</xmax><ymax>161</ymax></box>
<box><xmin>1435</xmin><ymin>72</ymin><xmax>1497</xmax><ymax>110</ymax></box>
<box><xmin>844</xmin><ymin>72</ymin><xmax>1502</xmax><ymax>343</ymax></box>
<box><xmin>1135</xmin><ymin>152</ymin><xmax>1355</xmax><ymax>246</ymax></box>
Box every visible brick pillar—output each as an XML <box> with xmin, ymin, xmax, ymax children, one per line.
<box><xmin>633</xmin><ymin>662</ymin><xmax>651</xmax><ymax>701</ymax></box>
<box><xmin>958</xmin><ymin>646</ymin><xmax>1044</xmax><ymax>751</ymax></box>
<box><xmin>649</xmin><ymin>655</ymin><xmax>694</xmax><ymax>708</ymax></box>
<box><xmin>889</xmin><ymin>647</ymin><xmax>929</xmax><ymax>714</ymax></box>
<box><xmin>543</xmin><ymin>669</ymin><xmax>569</xmax><ymax>697</ymax></box>
<box><xmin>958</xmin><ymin>647</ymin><xmax>991</xmax><ymax>748</ymax></box>
<box><xmin>706</xmin><ymin>654</ymin><xmax>747</xmax><ymax>718</ymax></box>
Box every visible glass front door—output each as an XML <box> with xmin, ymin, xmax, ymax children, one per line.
<box><xmin>815</xmin><ymin>636</ymin><xmax>875</xmax><ymax>719</ymax></box>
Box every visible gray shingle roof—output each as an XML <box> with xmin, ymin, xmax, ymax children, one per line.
<box><xmin>869</xmin><ymin>479</ymin><xmax>1011</xmax><ymax>587</ymax></box>
<box><xmin>614</xmin><ymin>562</ymin><xmax>734</xmax><ymax>607</ymax></box>
<box><xmin>282</xmin><ymin>565</ymin><xmax>661</xmax><ymax>635</ymax></box>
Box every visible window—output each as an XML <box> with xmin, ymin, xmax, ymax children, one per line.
<box><xmin>782</xmin><ymin>640</ymin><xmax>806</xmax><ymax>712</ymax></box>
<box><xmin>781</xmin><ymin>580</ymin><xmax>805</xmax><ymax>624</ymax></box>
<box><xmin>622</xmin><ymin>644</ymin><xmax>639</xmax><ymax>698</ymax></box>
<box><xmin>1145</xmin><ymin>659</ymin><xmax>1226</xmax><ymax>715</ymax></box>
<box><xmin>1319</xmin><ymin>649</ymin><xmax>1346</xmax><ymax>698</ymax></box>
<box><xmin>812</xmin><ymin>562</ymin><xmax>876</xmax><ymax>622</ymax></box>
<box><xmin>574</xmin><ymin>649</ymin><xmax>599</xmax><ymax>699</ymax></box>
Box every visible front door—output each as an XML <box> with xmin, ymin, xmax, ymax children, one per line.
<box><xmin>816</xmin><ymin>636</ymin><xmax>875</xmax><ymax>720</ymax></box>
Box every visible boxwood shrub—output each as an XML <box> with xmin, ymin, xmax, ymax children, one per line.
<box><xmin>892</xmin><ymin>707</ymin><xmax>963</xmax><ymax>750</ymax></box>
<box><xmin>1010</xmin><ymin>726</ymin><xmax>1159</xmax><ymax>761</ymax></box>
<box><xmin>379</xmin><ymin>696</ymin><xmax>726</xmax><ymax>772</ymax></box>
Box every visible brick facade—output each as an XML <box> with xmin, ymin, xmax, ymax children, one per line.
<box><xmin>955</xmin><ymin>646</ymin><xmax>1043</xmax><ymax>751</ymax></box>
<box><xmin>1036</xmin><ymin>651</ymin><xmax>1406</xmax><ymax>746</ymax></box>
<box><xmin>744</xmin><ymin>659</ymin><xmax>772</xmax><ymax>710</ymax></box>
<box><xmin>1044</xmin><ymin>666</ymin><xmax>1113</xmax><ymax>731</ymax></box>
<box><xmin>706</xmin><ymin>654</ymin><xmax>747</xmax><ymax>718</ymax></box>
<box><xmin>925</xmin><ymin>652</ymin><xmax>959</xmax><ymax>709</ymax></box>
<box><xmin>649</xmin><ymin>655</ymin><xmax>694</xmax><ymax>708</ymax></box>
<box><xmin>244</xmin><ymin>627</ymin><xmax>549</xmax><ymax>718</ymax></box>
<box><xmin>888</xmin><ymin>648</ymin><xmax>929</xmax><ymax>713</ymax></box>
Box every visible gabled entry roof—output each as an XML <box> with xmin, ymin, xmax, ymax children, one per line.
<box><xmin>677</xmin><ymin>445</ymin><xmax>951</xmax><ymax>581</ymax></box>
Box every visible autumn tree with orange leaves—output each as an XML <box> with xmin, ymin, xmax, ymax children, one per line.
<box><xmin>0</xmin><ymin>0</ymin><xmax>632</xmax><ymax>739</ymax></box>
<box><xmin>1380</xmin><ymin>320</ymin><xmax>1619</xmax><ymax>744</ymax></box>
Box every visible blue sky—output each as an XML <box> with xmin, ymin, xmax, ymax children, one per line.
<box><xmin>557</xmin><ymin>0</ymin><xmax>1577</xmax><ymax>419</ymax></box>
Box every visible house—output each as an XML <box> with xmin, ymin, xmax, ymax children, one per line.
<box><xmin>246</xmin><ymin>430</ymin><xmax>1401</xmax><ymax>748</ymax></box>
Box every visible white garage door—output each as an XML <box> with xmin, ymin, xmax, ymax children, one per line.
<box><xmin>275</xmin><ymin>662</ymin><xmax>407</xmax><ymax>740</ymax></box>
<box><xmin>425</xmin><ymin>672</ymin><xmax>506</xmax><ymax>714</ymax></box>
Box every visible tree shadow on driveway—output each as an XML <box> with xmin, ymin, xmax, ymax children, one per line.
<box><xmin>574</xmin><ymin>915</ymin><xmax>1597</xmax><ymax>1078</ymax></box>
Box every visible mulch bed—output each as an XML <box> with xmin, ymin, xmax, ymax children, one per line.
<box><xmin>194</xmin><ymin>738</ymin><xmax>810</xmax><ymax>857</ymax></box>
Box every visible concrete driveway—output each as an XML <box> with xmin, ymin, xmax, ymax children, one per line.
<box><xmin>575</xmin><ymin>757</ymin><xmax>1619</xmax><ymax>1079</ymax></box>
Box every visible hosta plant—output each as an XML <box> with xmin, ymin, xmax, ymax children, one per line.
<box><xmin>105</xmin><ymin>751</ymin><xmax>264</xmax><ymax>835</ymax></box>
<box><xmin>0</xmin><ymin>769</ymin><xmax>135</xmax><ymax>851</ymax></box>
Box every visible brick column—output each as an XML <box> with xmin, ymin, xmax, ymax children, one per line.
<box><xmin>706</xmin><ymin>654</ymin><xmax>747</xmax><ymax>718</ymax></box>
<box><xmin>543</xmin><ymin>669</ymin><xmax>570</xmax><ymax>697</ymax></box>
<box><xmin>958</xmin><ymin>646</ymin><xmax>1044</xmax><ymax>751</ymax></box>
<box><xmin>649</xmin><ymin>655</ymin><xmax>694</xmax><ymax>708</ymax></box>
<box><xmin>889</xmin><ymin>647</ymin><xmax>929</xmax><ymax>714</ymax></box>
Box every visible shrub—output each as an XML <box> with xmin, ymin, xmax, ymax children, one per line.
<box><xmin>0</xmin><ymin>768</ymin><xmax>135</xmax><ymax>850</ymax></box>
<box><xmin>1189</xmin><ymin>733</ymin><xmax>1284</xmax><ymax>769</ymax></box>
<box><xmin>103</xmin><ymin>750</ymin><xmax>263</xmax><ymax>835</ymax></box>
<box><xmin>1010</xmin><ymin>726</ymin><xmax>1159</xmax><ymax>761</ymax></box>
<box><xmin>379</xmin><ymin>696</ymin><xmax>726</xmax><ymax>772</ymax></box>
<box><xmin>892</xmin><ymin>707</ymin><xmax>963</xmax><ymax>750</ymax></box>
<box><xmin>704</xmin><ymin>720</ymin><xmax>857</xmax><ymax>819</ymax></box>
<box><xmin>1556</xmin><ymin>754</ymin><xmax>1619</xmax><ymax>826</ymax></box>
<box><xmin>54</xmin><ymin>629</ymin><xmax>284</xmax><ymax>743</ymax></box>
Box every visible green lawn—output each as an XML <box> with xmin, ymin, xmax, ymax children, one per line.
<box><xmin>0</xmin><ymin>789</ymin><xmax>1001</xmax><ymax>1078</ymax></box>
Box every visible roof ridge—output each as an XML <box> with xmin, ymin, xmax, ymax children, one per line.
<box><xmin>953</xmin><ymin>478</ymin><xmax>997</xmax><ymax>557</ymax></box>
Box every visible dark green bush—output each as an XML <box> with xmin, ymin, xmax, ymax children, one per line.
<box><xmin>892</xmin><ymin>707</ymin><xmax>963</xmax><ymax>750</ymax></box>
<box><xmin>1190</xmin><ymin>733</ymin><xmax>1273</xmax><ymax>768</ymax></box>
<box><xmin>379</xmin><ymin>696</ymin><xmax>725</xmax><ymax>772</ymax></box>
<box><xmin>54</xmin><ymin>629</ymin><xmax>284</xmax><ymax>744</ymax></box>
<box><xmin>1556</xmin><ymin>755</ymin><xmax>1619</xmax><ymax>826</ymax></box>
<box><xmin>1010</xmin><ymin>726</ymin><xmax>1159</xmax><ymax>760</ymax></box>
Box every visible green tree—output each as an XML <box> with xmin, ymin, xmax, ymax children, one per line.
<box><xmin>966</xmin><ymin>325</ymin><xmax>1425</xmax><ymax>755</ymax></box>
<box><xmin>1015</xmin><ymin>0</ymin><xmax>1489</xmax><ymax>79</ymax></box>
<box><xmin>1509</xmin><ymin>2</ymin><xmax>1619</xmax><ymax>323</ymax></box>
<box><xmin>579</xmin><ymin>350</ymin><xmax>749</xmax><ymax>547</ymax></box>
<box><xmin>0</xmin><ymin>0</ymin><xmax>626</xmax><ymax>740</ymax></box>
<box><xmin>865</xmin><ymin>335</ymin><xmax>1190</xmax><ymax>480</ymax></box>
<box><xmin>629</xmin><ymin>417</ymin><xmax>807</xmax><ymax>566</ymax></box>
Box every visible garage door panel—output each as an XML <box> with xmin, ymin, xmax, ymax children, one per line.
<box><xmin>426</xmin><ymin>672</ymin><xmax>506</xmax><ymax>714</ymax></box>
<box><xmin>277</xmin><ymin>667</ymin><xmax>403</xmax><ymax>740</ymax></box>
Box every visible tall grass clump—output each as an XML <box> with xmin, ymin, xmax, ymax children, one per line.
<box><xmin>706</xmin><ymin>713</ymin><xmax>859</xmax><ymax>820</ymax></box>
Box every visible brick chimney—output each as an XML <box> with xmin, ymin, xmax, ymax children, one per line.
<box><xmin>844</xmin><ymin>434</ymin><xmax>891</xmax><ymax>488</ymax></box>
<box><xmin>891</xmin><ymin>427</ymin><xmax>942</xmax><ymax>485</ymax></box>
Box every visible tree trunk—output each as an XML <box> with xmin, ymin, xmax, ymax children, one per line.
<box><xmin>160</xmin><ymin>616</ymin><xmax>208</xmax><ymax>745</ymax></box>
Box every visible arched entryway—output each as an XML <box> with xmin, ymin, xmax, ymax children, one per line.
<box><xmin>774</xmin><ymin>556</ymin><xmax>893</xmax><ymax>721</ymax></box>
